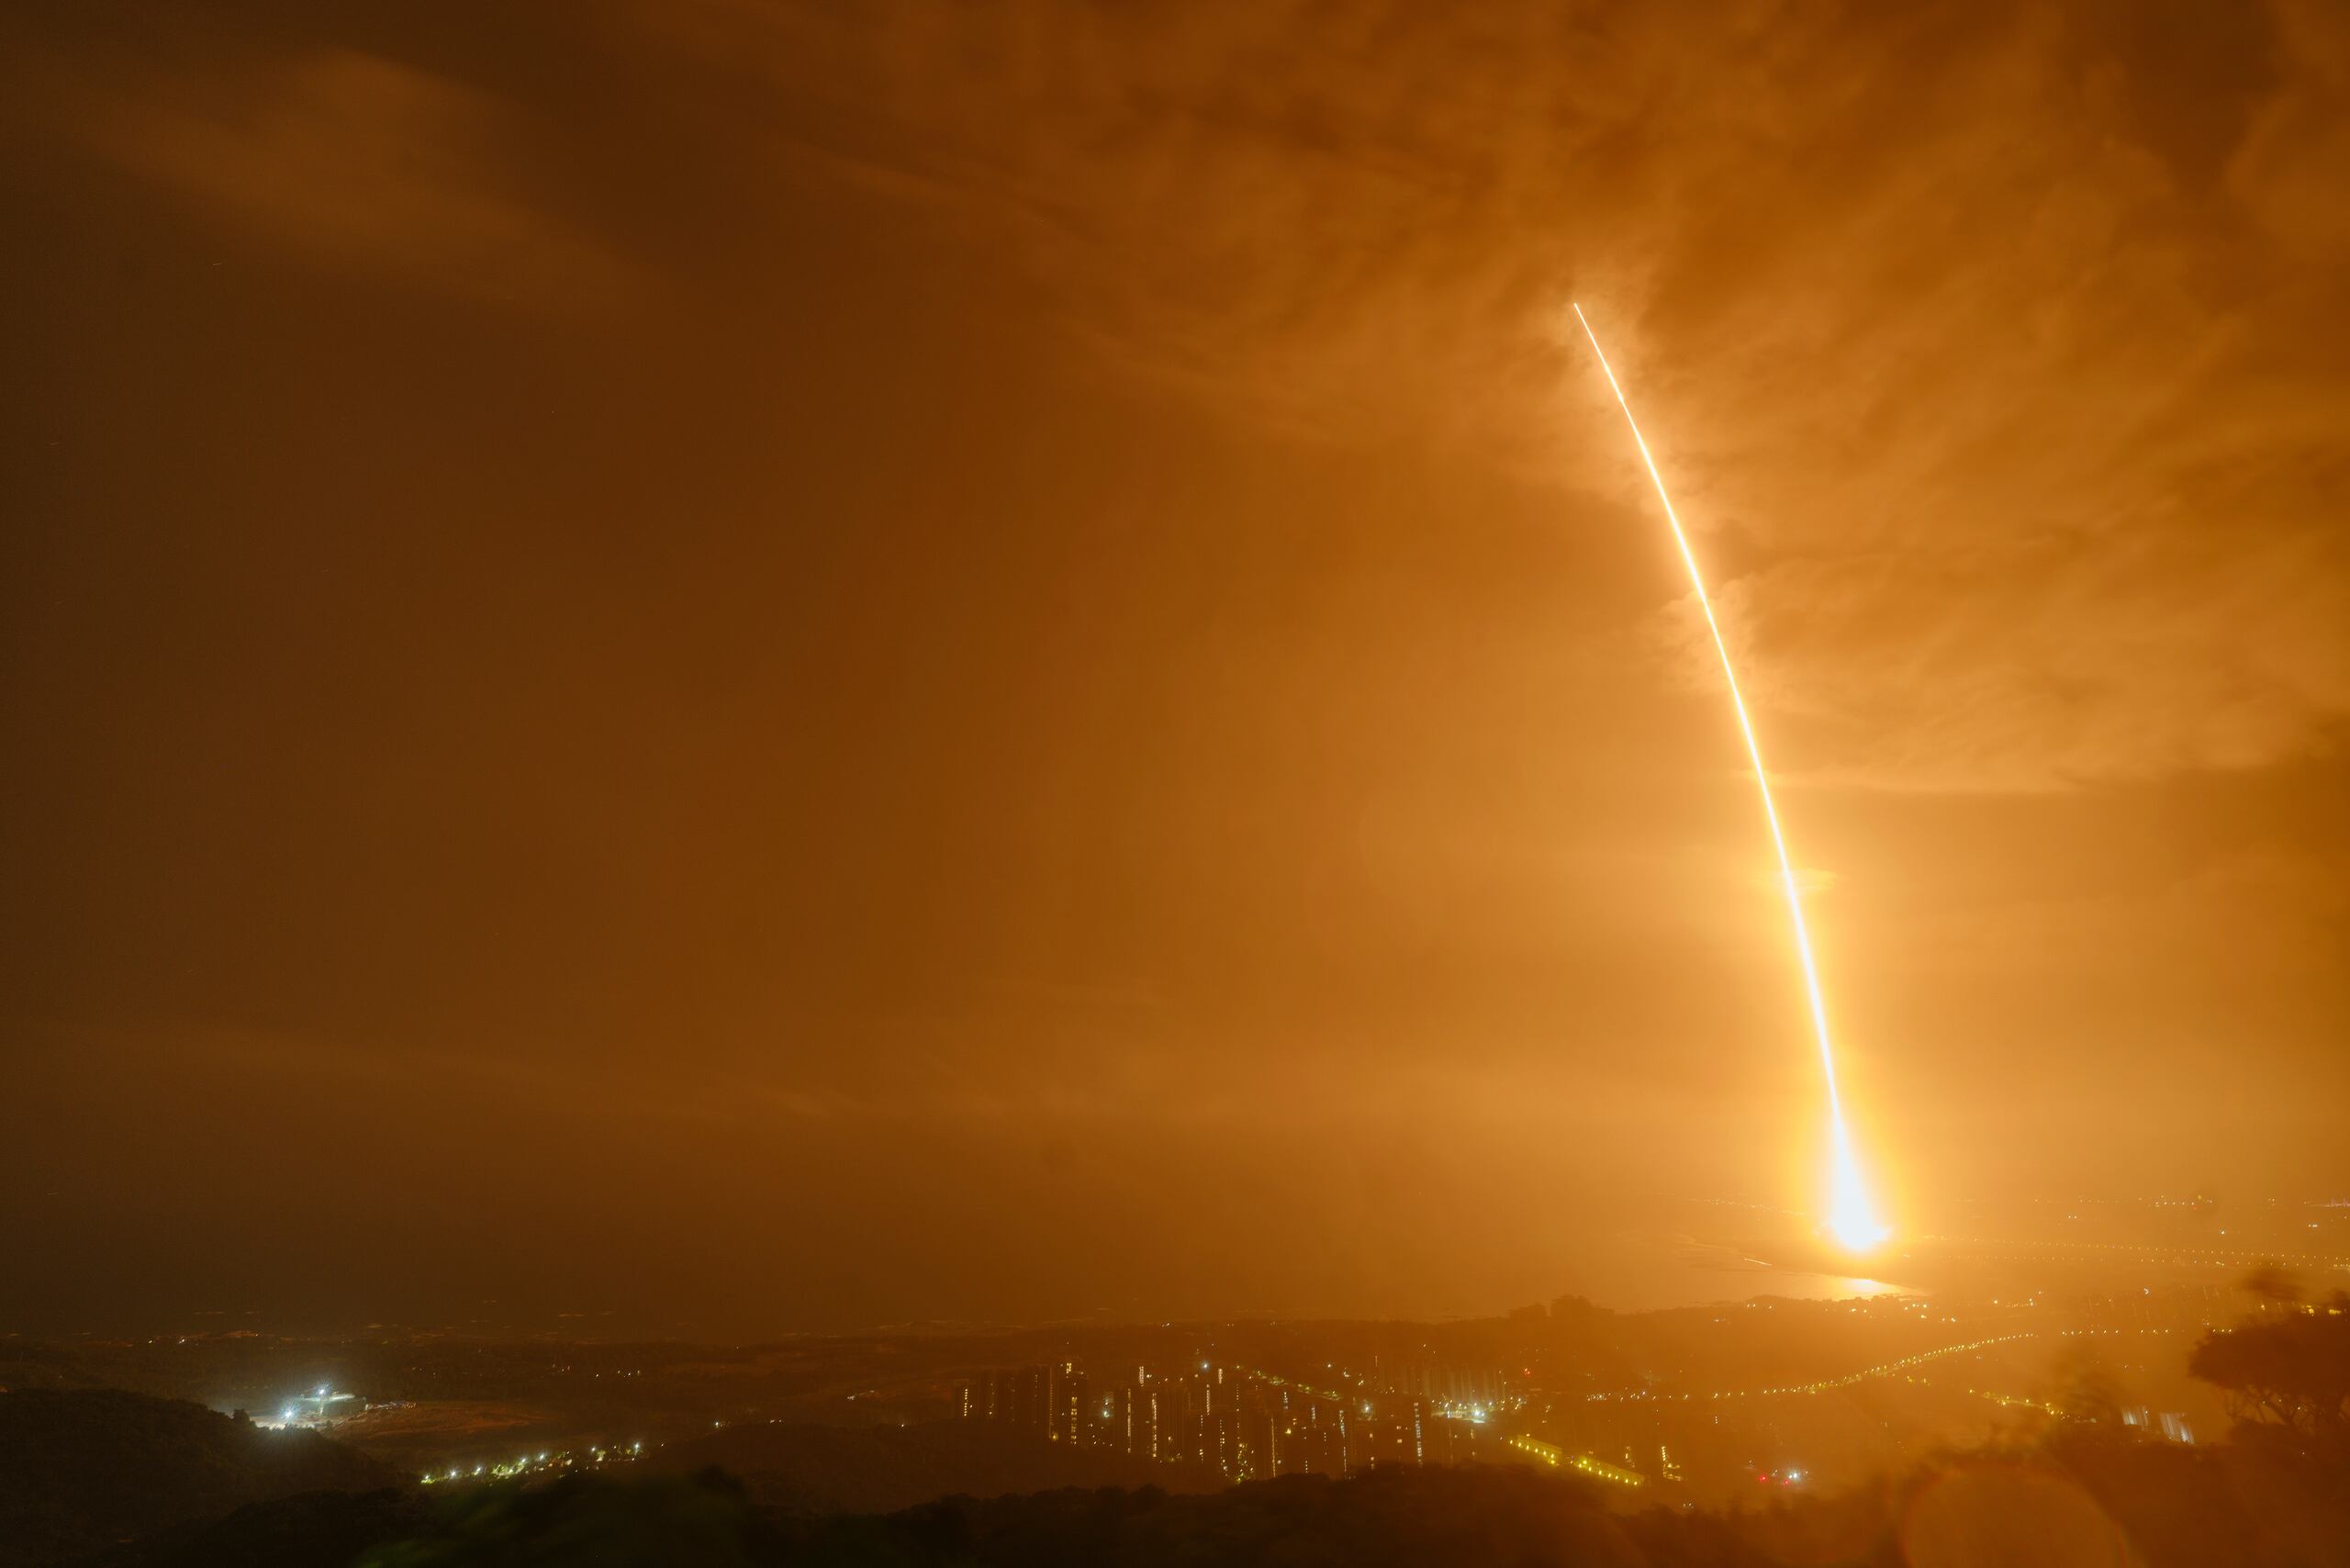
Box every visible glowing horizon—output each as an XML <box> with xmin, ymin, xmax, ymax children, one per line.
<box><xmin>1570</xmin><ymin>302</ymin><xmax>1888</xmax><ymax>1254</ymax></box>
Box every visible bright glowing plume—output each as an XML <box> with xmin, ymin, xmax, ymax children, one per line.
<box><xmin>1570</xmin><ymin>303</ymin><xmax>1888</xmax><ymax>1253</ymax></box>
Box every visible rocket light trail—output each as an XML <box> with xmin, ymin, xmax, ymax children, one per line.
<box><xmin>1571</xmin><ymin>303</ymin><xmax>1889</xmax><ymax>1254</ymax></box>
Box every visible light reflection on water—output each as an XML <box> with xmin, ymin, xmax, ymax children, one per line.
<box><xmin>1542</xmin><ymin>1213</ymin><xmax>1927</xmax><ymax>1312</ymax></box>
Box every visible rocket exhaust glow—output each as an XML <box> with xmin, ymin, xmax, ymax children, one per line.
<box><xmin>1571</xmin><ymin>303</ymin><xmax>1888</xmax><ymax>1253</ymax></box>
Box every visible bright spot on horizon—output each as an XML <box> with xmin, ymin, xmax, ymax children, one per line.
<box><xmin>1827</xmin><ymin>1130</ymin><xmax>1891</xmax><ymax>1253</ymax></box>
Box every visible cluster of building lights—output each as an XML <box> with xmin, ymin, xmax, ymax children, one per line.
<box><xmin>1503</xmin><ymin>1434</ymin><xmax>1644</xmax><ymax>1488</ymax></box>
<box><xmin>253</xmin><ymin>1386</ymin><xmax>356</xmax><ymax>1429</ymax></box>
<box><xmin>418</xmin><ymin>1441</ymin><xmax>642</xmax><ymax>1487</ymax></box>
<box><xmin>1971</xmin><ymin>1389</ymin><xmax>2065</xmax><ymax>1417</ymax></box>
<box><xmin>1240</xmin><ymin>1368</ymin><xmax>1348</xmax><ymax>1405</ymax></box>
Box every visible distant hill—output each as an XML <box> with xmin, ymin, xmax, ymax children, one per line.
<box><xmin>649</xmin><ymin>1419</ymin><xmax>1223</xmax><ymax>1514</ymax></box>
<box><xmin>0</xmin><ymin>1388</ymin><xmax>404</xmax><ymax>1568</ymax></box>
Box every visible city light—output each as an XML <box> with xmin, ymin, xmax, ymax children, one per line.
<box><xmin>1505</xmin><ymin>1434</ymin><xmax>1645</xmax><ymax>1487</ymax></box>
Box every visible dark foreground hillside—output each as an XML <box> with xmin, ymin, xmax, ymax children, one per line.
<box><xmin>20</xmin><ymin>1296</ymin><xmax>2350</xmax><ymax>1568</ymax></box>
<box><xmin>649</xmin><ymin>1417</ymin><xmax>1224</xmax><ymax>1513</ymax></box>
<box><xmin>0</xmin><ymin>1388</ymin><xmax>402</xmax><ymax>1568</ymax></box>
<box><xmin>83</xmin><ymin>1437</ymin><xmax>2350</xmax><ymax>1568</ymax></box>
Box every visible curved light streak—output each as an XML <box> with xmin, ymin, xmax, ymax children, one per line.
<box><xmin>1571</xmin><ymin>303</ymin><xmax>1887</xmax><ymax>1253</ymax></box>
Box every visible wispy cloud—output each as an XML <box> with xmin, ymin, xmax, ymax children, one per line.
<box><xmin>52</xmin><ymin>45</ymin><xmax>629</xmax><ymax>307</ymax></box>
<box><xmin>637</xmin><ymin>0</ymin><xmax>2350</xmax><ymax>792</ymax></box>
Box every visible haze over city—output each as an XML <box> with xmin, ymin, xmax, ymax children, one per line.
<box><xmin>3</xmin><ymin>4</ymin><xmax>2346</xmax><ymax>1566</ymax></box>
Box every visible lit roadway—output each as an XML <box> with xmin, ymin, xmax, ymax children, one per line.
<box><xmin>1577</xmin><ymin>1327</ymin><xmax>2176</xmax><ymax>1406</ymax></box>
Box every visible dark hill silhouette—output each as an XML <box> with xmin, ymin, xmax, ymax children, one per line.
<box><xmin>0</xmin><ymin>1388</ymin><xmax>403</xmax><ymax>1568</ymax></box>
<box><xmin>83</xmin><ymin>1488</ymin><xmax>425</xmax><ymax>1568</ymax></box>
<box><xmin>789</xmin><ymin>1465</ymin><xmax>1761</xmax><ymax>1567</ymax></box>
<box><xmin>60</xmin><ymin>1434</ymin><xmax>2350</xmax><ymax>1568</ymax></box>
<box><xmin>648</xmin><ymin>1418</ymin><xmax>1222</xmax><ymax>1513</ymax></box>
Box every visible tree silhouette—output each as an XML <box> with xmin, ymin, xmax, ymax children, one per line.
<box><xmin>2241</xmin><ymin>1263</ymin><xmax>2305</xmax><ymax>1311</ymax></box>
<box><xmin>2053</xmin><ymin>1341</ymin><xmax>2125</xmax><ymax>1427</ymax></box>
<box><xmin>2188</xmin><ymin>1283</ymin><xmax>2350</xmax><ymax>1454</ymax></box>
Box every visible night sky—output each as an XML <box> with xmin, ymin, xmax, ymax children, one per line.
<box><xmin>4</xmin><ymin>0</ymin><xmax>2344</xmax><ymax>1334</ymax></box>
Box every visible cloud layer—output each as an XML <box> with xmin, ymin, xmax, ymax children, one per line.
<box><xmin>641</xmin><ymin>0</ymin><xmax>2350</xmax><ymax>791</ymax></box>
